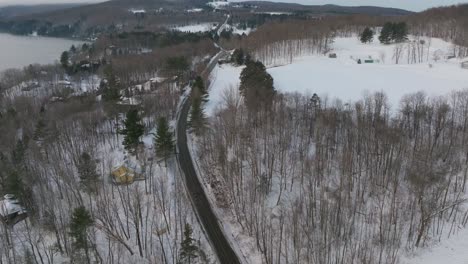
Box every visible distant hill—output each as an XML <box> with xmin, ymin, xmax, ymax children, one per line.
<box><xmin>0</xmin><ymin>0</ymin><xmax>413</xmax><ymax>38</ymax></box>
<box><xmin>242</xmin><ymin>2</ymin><xmax>413</xmax><ymax>16</ymax></box>
<box><xmin>0</xmin><ymin>3</ymin><xmax>86</xmax><ymax>19</ymax></box>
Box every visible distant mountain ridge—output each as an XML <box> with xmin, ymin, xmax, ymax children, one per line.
<box><xmin>243</xmin><ymin>1</ymin><xmax>413</xmax><ymax>16</ymax></box>
<box><xmin>0</xmin><ymin>3</ymin><xmax>86</xmax><ymax>19</ymax></box>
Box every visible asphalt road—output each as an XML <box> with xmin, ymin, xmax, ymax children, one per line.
<box><xmin>175</xmin><ymin>51</ymin><xmax>241</xmax><ymax>264</ymax></box>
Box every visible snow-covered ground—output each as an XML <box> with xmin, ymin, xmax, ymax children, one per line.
<box><xmin>172</xmin><ymin>23</ymin><xmax>217</xmax><ymax>33</ymax></box>
<box><xmin>206</xmin><ymin>64</ymin><xmax>244</xmax><ymax>115</ymax></box>
<box><xmin>206</xmin><ymin>36</ymin><xmax>468</xmax><ymax>114</ymax></box>
<box><xmin>402</xmin><ymin>225</ymin><xmax>468</xmax><ymax>264</ymax></box>
<box><xmin>207</xmin><ymin>1</ymin><xmax>231</xmax><ymax>8</ymax></box>
<box><xmin>186</xmin><ymin>8</ymin><xmax>204</xmax><ymax>13</ymax></box>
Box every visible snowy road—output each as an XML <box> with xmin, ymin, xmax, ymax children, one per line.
<box><xmin>175</xmin><ymin>27</ymin><xmax>240</xmax><ymax>263</ymax></box>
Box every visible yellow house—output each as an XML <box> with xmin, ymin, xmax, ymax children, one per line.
<box><xmin>111</xmin><ymin>165</ymin><xmax>136</xmax><ymax>184</ymax></box>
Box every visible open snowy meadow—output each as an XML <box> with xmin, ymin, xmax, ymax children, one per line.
<box><xmin>207</xmin><ymin>36</ymin><xmax>468</xmax><ymax>115</ymax></box>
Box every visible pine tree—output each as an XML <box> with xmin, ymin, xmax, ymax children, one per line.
<box><xmin>179</xmin><ymin>223</ymin><xmax>199</xmax><ymax>264</ymax></box>
<box><xmin>379</xmin><ymin>22</ymin><xmax>393</xmax><ymax>44</ymax></box>
<box><xmin>360</xmin><ymin>27</ymin><xmax>374</xmax><ymax>43</ymax></box>
<box><xmin>120</xmin><ymin>109</ymin><xmax>145</xmax><ymax>153</ymax></box>
<box><xmin>70</xmin><ymin>206</ymin><xmax>93</xmax><ymax>262</ymax></box>
<box><xmin>232</xmin><ymin>48</ymin><xmax>246</xmax><ymax>65</ymax></box>
<box><xmin>239</xmin><ymin>60</ymin><xmax>276</xmax><ymax>112</ymax></box>
<box><xmin>154</xmin><ymin>117</ymin><xmax>175</xmax><ymax>161</ymax></box>
<box><xmin>101</xmin><ymin>66</ymin><xmax>121</xmax><ymax>101</ymax></box>
<box><xmin>188</xmin><ymin>95</ymin><xmax>207</xmax><ymax>136</ymax></box>
<box><xmin>76</xmin><ymin>152</ymin><xmax>99</xmax><ymax>193</ymax></box>
<box><xmin>193</xmin><ymin>76</ymin><xmax>208</xmax><ymax>102</ymax></box>
<box><xmin>393</xmin><ymin>22</ymin><xmax>409</xmax><ymax>42</ymax></box>
<box><xmin>5</xmin><ymin>171</ymin><xmax>24</xmax><ymax>200</ymax></box>
<box><xmin>60</xmin><ymin>51</ymin><xmax>69</xmax><ymax>69</ymax></box>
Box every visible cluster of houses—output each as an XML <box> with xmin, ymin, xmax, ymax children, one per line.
<box><xmin>105</xmin><ymin>45</ymin><xmax>153</xmax><ymax>57</ymax></box>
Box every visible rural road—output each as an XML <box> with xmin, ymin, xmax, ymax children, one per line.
<box><xmin>175</xmin><ymin>42</ymin><xmax>241</xmax><ymax>263</ymax></box>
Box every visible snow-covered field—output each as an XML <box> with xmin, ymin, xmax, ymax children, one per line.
<box><xmin>207</xmin><ymin>36</ymin><xmax>468</xmax><ymax>114</ymax></box>
<box><xmin>172</xmin><ymin>23</ymin><xmax>216</xmax><ymax>33</ymax></box>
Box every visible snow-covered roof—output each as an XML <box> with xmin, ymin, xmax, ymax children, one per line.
<box><xmin>129</xmin><ymin>9</ymin><xmax>146</xmax><ymax>14</ymax></box>
<box><xmin>0</xmin><ymin>195</ymin><xmax>27</xmax><ymax>217</ymax></box>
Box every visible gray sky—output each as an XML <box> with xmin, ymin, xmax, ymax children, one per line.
<box><xmin>0</xmin><ymin>0</ymin><xmax>467</xmax><ymax>11</ymax></box>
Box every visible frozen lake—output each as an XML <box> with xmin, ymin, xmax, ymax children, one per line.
<box><xmin>0</xmin><ymin>33</ymin><xmax>86</xmax><ymax>72</ymax></box>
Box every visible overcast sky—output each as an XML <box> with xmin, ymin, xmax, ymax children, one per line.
<box><xmin>0</xmin><ymin>0</ymin><xmax>467</xmax><ymax>11</ymax></box>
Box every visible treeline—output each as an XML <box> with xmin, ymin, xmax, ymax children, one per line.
<box><xmin>408</xmin><ymin>4</ymin><xmax>468</xmax><ymax>56</ymax></box>
<box><xmin>196</xmin><ymin>85</ymin><xmax>468</xmax><ymax>263</ymax></box>
<box><xmin>221</xmin><ymin>15</ymin><xmax>393</xmax><ymax>66</ymax></box>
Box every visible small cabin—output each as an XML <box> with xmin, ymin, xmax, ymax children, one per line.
<box><xmin>328</xmin><ymin>53</ymin><xmax>337</xmax><ymax>58</ymax></box>
<box><xmin>364</xmin><ymin>59</ymin><xmax>374</xmax><ymax>64</ymax></box>
<box><xmin>111</xmin><ymin>165</ymin><xmax>136</xmax><ymax>184</ymax></box>
<box><xmin>0</xmin><ymin>194</ymin><xmax>27</xmax><ymax>226</ymax></box>
<box><xmin>462</xmin><ymin>61</ymin><xmax>468</xmax><ymax>69</ymax></box>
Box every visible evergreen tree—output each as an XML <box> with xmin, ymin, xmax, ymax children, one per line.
<box><xmin>239</xmin><ymin>60</ymin><xmax>276</xmax><ymax>112</ymax></box>
<box><xmin>193</xmin><ymin>76</ymin><xmax>208</xmax><ymax>102</ymax></box>
<box><xmin>11</xmin><ymin>138</ymin><xmax>27</xmax><ymax>167</ymax></box>
<box><xmin>232</xmin><ymin>48</ymin><xmax>246</xmax><ymax>65</ymax></box>
<box><xmin>120</xmin><ymin>109</ymin><xmax>144</xmax><ymax>153</ymax></box>
<box><xmin>179</xmin><ymin>223</ymin><xmax>199</xmax><ymax>264</ymax></box>
<box><xmin>188</xmin><ymin>95</ymin><xmax>207</xmax><ymax>136</ymax></box>
<box><xmin>60</xmin><ymin>51</ymin><xmax>69</xmax><ymax>69</ymax></box>
<box><xmin>5</xmin><ymin>171</ymin><xmax>24</xmax><ymax>200</ymax></box>
<box><xmin>76</xmin><ymin>152</ymin><xmax>100</xmax><ymax>193</ymax></box>
<box><xmin>393</xmin><ymin>22</ymin><xmax>409</xmax><ymax>42</ymax></box>
<box><xmin>379</xmin><ymin>22</ymin><xmax>409</xmax><ymax>44</ymax></box>
<box><xmin>360</xmin><ymin>27</ymin><xmax>374</xmax><ymax>43</ymax></box>
<box><xmin>101</xmin><ymin>66</ymin><xmax>121</xmax><ymax>101</ymax></box>
<box><xmin>378</xmin><ymin>22</ymin><xmax>393</xmax><ymax>44</ymax></box>
<box><xmin>33</xmin><ymin>119</ymin><xmax>47</xmax><ymax>141</ymax></box>
<box><xmin>154</xmin><ymin>117</ymin><xmax>175</xmax><ymax>161</ymax></box>
<box><xmin>70</xmin><ymin>206</ymin><xmax>93</xmax><ymax>262</ymax></box>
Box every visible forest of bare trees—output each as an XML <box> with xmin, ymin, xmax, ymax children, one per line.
<box><xmin>0</xmin><ymin>63</ymin><xmax>213</xmax><ymax>263</ymax></box>
<box><xmin>196</xmin><ymin>88</ymin><xmax>468</xmax><ymax>264</ymax></box>
<box><xmin>1</xmin><ymin>3</ymin><xmax>468</xmax><ymax>263</ymax></box>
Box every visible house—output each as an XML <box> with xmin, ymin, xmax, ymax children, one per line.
<box><xmin>462</xmin><ymin>61</ymin><xmax>468</xmax><ymax>69</ymax></box>
<box><xmin>328</xmin><ymin>53</ymin><xmax>337</xmax><ymax>58</ymax></box>
<box><xmin>0</xmin><ymin>194</ymin><xmax>27</xmax><ymax>226</ymax></box>
<box><xmin>111</xmin><ymin>165</ymin><xmax>137</xmax><ymax>184</ymax></box>
<box><xmin>105</xmin><ymin>46</ymin><xmax>153</xmax><ymax>57</ymax></box>
<box><xmin>21</xmin><ymin>81</ymin><xmax>40</xmax><ymax>91</ymax></box>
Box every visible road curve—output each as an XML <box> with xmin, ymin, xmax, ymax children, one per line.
<box><xmin>176</xmin><ymin>51</ymin><xmax>241</xmax><ymax>264</ymax></box>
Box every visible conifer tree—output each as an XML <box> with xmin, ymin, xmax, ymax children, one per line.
<box><xmin>360</xmin><ymin>27</ymin><xmax>374</xmax><ymax>43</ymax></box>
<box><xmin>101</xmin><ymin>66</ymin><xmax>121</xmax><ymax>101</ymax></box>
<box><xmin>60</xmin><ymin>51</ymin><xmax>69</xmax><ymax>69</ymax></box>
<box><xmin>70</xmin><ymin>206</ymin><xmax>93</xmax><ymax>263</ymax></box>
<box><xmin>193</xmin><ymin>76</ymin><xmax>208</xmax><ymax>102</ymax></box>
<box><xmin>379</xmin><ymin>22</ymin><xmax>393</xmax><ymax>44</ymax></box>
<box><xmin>239</xmin><ymin>60</ymin><xmax>276</xmax><ymax>112</ymax></box>
<box><xmin>76</xmin><ymin>152</ymin><xmax>99</xmax><ymax>193</ymax></box>
<box><xmin>188</xmin><ymin>95</ymin><xmax>207</xmax><ymax>136</ymax></box>
<box><xmin>120</xmin><ymin>109</ymin><xmax>144</xmax><ymax>153</ymax></box>
<box><xmin>154</xmin><ymin>117</ymin><xmax>175</xmax><ymax>161</ymax></box>
<box><xmin>179</xmin><ymin>223</ymin><xmax>199</xmax><ymax>264</ymax></box>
